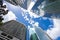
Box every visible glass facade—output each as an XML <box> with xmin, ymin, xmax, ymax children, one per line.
<box><xmin>42</xmin><ymin>0</ymin><xmax>60</xmax><ymax>18</ymax></box>
<box><xmin>30</xmin><ymin>33</ymin><xmax>39</xmax><ymax>40</ymax></box>
<box><xmin>34</xmin><ymin>26</ymin><xmax>52</xmax><ymax>40</ymax></box>
<box><xmin>43</xmin><ymin>0</ymin><xmax>60</xmax><ymax>13</ymax></box>
<box><xmin>5</xmin><ymin>0</ymin><xmax>32</xmax><ymax>9</ymax></box>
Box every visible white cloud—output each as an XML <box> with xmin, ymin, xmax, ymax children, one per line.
<box><xmin>28</xmin><ymin>19</ymin><xmax>35</xmax><ymax>24</ymax></box>
<box><xmin>42</xmin><ymin>17</ymin><xmax>48</xmax><ymax>20</ymax></box>
<box><xmin>33</xmin><ymin>22</ymin><xmax>39</xmax><ymax>27</ymax></box>
<box><xmin>28</xmin><ymin>11</ymin><xmax>40</xmax><ymax>18</ymax></box>
<box><xmin>24</xmin><ymin>15</ymin><xmax>29</xmax><ymax>20</ymax></box>
<box><xmin>47</xmin><ymin>18</ymin><xmax>60</xmax><ymax>40</ymax></box>
<box><xmin>39</xmin><ymin>8</ymin><xmax>45</xmax><ymax>17</ymax></box>
<box><xmin>2</xmin><ymin>11</ymin><xmax>17</xmax><ymax>23</ymax></box>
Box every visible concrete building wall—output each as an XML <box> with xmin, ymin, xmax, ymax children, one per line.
<box><xmin>0</xmin><ymin>20</ymin><xmax>27</xmax><ymax>40</ymax></box>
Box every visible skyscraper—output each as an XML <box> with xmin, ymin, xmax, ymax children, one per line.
<box><xmin>43</xmin><ymin>0</ymin><xmax>60</xmax><ymax>13</ymax></box>
<box><xmin>42</xmin><ymin>0</ymin><xmax>60</xmax><ymax>18</ymax></box>
<box><xmin>0</xmin><ymin>20</ymin><xmax>27</xmax><ymax>40</ymax></box>
<box><xmin>5</xmin><ymin>0</ymin><xmax>34</xmax><ymax>9</ymax></box>
<box><xmin>34</xmin><ymin>26</ymin><xmax>52</xmax><ymax>40</ymax></box>
<box><xmin>28</xmin><ymin>26</ymin><xmax>52</xmax><ymax>40</ymax></box>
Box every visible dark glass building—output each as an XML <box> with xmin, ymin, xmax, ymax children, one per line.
<box><xmin>43</xmin><ymin>0</ymin><xmax>60</xmax><ymax>13</ymax></box>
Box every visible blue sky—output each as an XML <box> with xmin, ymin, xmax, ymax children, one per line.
<box><xmin>3</xmin><ymin>0</ymin><xmax>60</xmax><ymax>40</ymax></box>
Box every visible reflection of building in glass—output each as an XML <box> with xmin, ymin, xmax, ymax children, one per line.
<box><xmin>0</xmin><ymin>20</ymin><xmax>27</xmax><ymax>40</ymax></box>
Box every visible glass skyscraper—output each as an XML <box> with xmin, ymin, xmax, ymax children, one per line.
<box><xmin>42</xmin><ymin>0</ymin><xmax>60</xmax><ymax>18</ymax></box>
<box><xmin>29</xmin><ymin>27</ymin><xmax>52</xmax><ymax>40</ymax></box>
<box><xmin>5</xmin><ymin>0</ymin><xmax>33</xmax><ymax>9</ymax></box>
<box><xmin>43</xmin><ymin>0</ymin><xmax>60</xmax><ymax>13</ymax></box>
<box><xmin>34</xmin><ymin>26</ymin><xmax>52</xmax><ymax>40</ymax></box>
